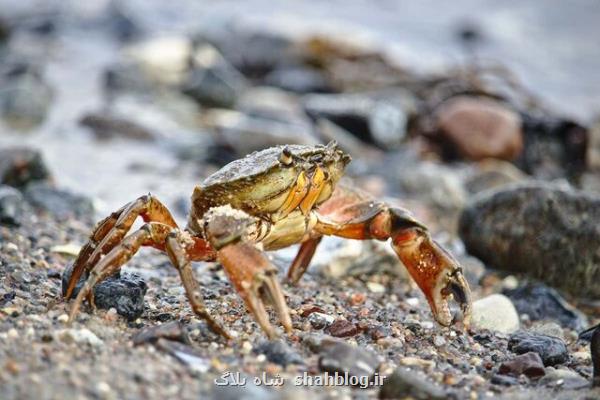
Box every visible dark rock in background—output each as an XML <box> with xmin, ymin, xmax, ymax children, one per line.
<box><xmin>504</xmin><ymin>282</ymin><xmax>587</xmax><ymax>331</ymax></box>
<box><xmin>508</xmin><ymin>331</ymin><xmax>568</xmax><ymax>366</ymax></box>
<box><xmin>62</xmin><ymin>263</ymin><xmax>147</xmax><ymax>321</ymax></box>
<box><xmin>79</xmin><ymin>112</ymin><xmax>157</xmax><ymax>141</ymax></box>
<box><xmin>0</xmin><ymin>62</ymin><xmax>54</xmax><ymax>131</ymax></box>
<box><xmin>0</xmin><ymin>147</ymin><xmax>51</xmax><ymax>188</ymax></box>
<box><xmin>253</xmin><ymin>340</ymin><xmax>304</xmax><ymax>367</ymax></box>
<box><xmin>459</xmin><ymin>182</ymin><xmax>600</xmax><ymax>298</ymax></box>
<box><xmin>0</xmin><ymin>185</ymin><xmax>26</xmax><ymax>227</ymax></box>
<box><xmin>24</xmin><ymin>183</ymin><xmax>94</xmax><ymax>220</ymax></box>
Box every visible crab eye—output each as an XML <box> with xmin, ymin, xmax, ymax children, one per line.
<box><xmin>279</xmin><ymin>147</ymin><xmax>293</xmax><ymax>166</ymax></box>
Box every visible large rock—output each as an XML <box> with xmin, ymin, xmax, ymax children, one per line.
<box><xmin>459</xmin><ymin>182</ymin><xmax>600</xmax><ymax>298</ymax></box>
<box><xmin>434</xmin><ymin>96</ymin><xmax>523</xmax><ymax>161</ymax></box>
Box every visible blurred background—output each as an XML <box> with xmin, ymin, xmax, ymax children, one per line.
<box><xmin>1</xmin><ymin>1</ymin><xmax>600</xmax><ymax>398</ymax></box>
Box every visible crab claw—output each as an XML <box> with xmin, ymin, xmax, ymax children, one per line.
<box><xmin>392</xmin><ymin>229</ymin><xmax>472</xmax><ymax>327</ymax></box>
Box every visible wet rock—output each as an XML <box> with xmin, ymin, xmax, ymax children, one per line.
<box><xmin>459</xmin><ymin>182</ymin><xmax>600</xmax><ymax>298</ymax></box>
<box><xmin>182</xmin><ymin>44</ymin><xmax>247</xmax><ymax>108</ymax></box>
<box><xmin>471</xmin><ymin>294</ymin><xmax>520</xmax><ymax>333</ymax></box>
<box><xmin>253</xmin><ymin>339</ymin><xmax>304</xmax><ymax>367</ymax></box>
<box><xmin>379</xmin><ymin>368</ymin><xmax>446</xmax><ymax>399</ymax></box>
<box><xmin>498</xmin><ymin>352</ymin><xmax>545</xmax><ymax>379</ymax></box>
<box><xmin>303</xmin><ymin>93</ymin><xmax>407</xmax><ymax>149</ymax></box>
<box><xmin>79</xmin><ymin>112</ymin><xmax>156</xmax><ymax>141</ymax></box>
<box><xmin>0</xmin><ymin>147</ymin><xmax>51</xmax><ymax>189</ymax></box>
<box><xmin>133</xmin><ymin>321</ymin><xmax>190</xmax><ymax>346</ymax></box>
<box><xmin>434</xmin><ymin>96</ymin><xmax>523</xmax><ymax>161</ymax></box>
<box><xmin>519</xmin><ymin>113</ymin><xmax>587</xmax><ymax>179</ymax></box>
<box><xmin>464</xmin><ymin>159</ymin><xmax>526</xmax><ymax>194</ymax></box>
<box><xmin>325</xmin><ymin>319</ymin><xmax>360</xmax><ymax>338</ymax></box>
<box><xmin>540</xmin><ymin>368</ymin><xmax>589</xmax><ymax>389</ymax></box>
<box><xmin>503</xmin><ymin>282</ymin><xmax>587</xmax><ymax>331</ymax></box>
<box><xmin>24</xmin><ymin>183</ymin><xmax>94</xmax><ymax>220</ymax></box>
<box><xmin>508</xmin><ymin>331</ymin><xmax>568</xmax><ymax>366</ymax></box>
<box><xmin>318</xmin><ymin>338</ymin><xmax>380</xmax><ymax>379</ymax></box>
<box><xmin>62</xmin><ymin>263</ymin><xmax>147</xmax><ymax>321</ymax></box>
<box><xmin>201</xmin><ymin>109</ymin><xmax>317</xmax><ymax>156</ymax></box>
<box><xmin>0</xmin><ymin>185</ymin><xmax>26</xmax><ymax>227</ymax></box>
<box><xmin>0</xmin><ymin>63</ymin><xmax>54</xmax><ymax>131</ymax></box>
<box><xmin>264</xmin><ymin>66</ymin><xmax>332</xmax><ymax>94</ymax></box>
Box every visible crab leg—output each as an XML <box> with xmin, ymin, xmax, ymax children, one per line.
<box><xmin>65</xmin><ymin>194</ymin><xmax>178</xmax><ymax>299</ymax></box>
<box><xmin>287</xmin><ymin>236</ymin><xmax>322</xmax><ymax>284</ymax></box>
<box><xmin>309</xmin><ymin>185</ymin><xmax>472</xmax><ymax>327</ymax></box>
<box><xmin>204</xmin><ymin>206</ymin><xmax>292</xmax><ymax>339</ymax></box>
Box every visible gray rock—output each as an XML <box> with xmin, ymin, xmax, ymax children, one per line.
<box><xmin>133</xmin><ymin>321</ymin><xmax>190</xmax><ymax>345</ymax></box>
<box><xmin>464</xmin><ymin>159</ymin><xmax>526</xmax><ymax>194</ymax></box>
<box><xmin>317</xmin><ymin>338</ymin><xmax>380</xmax><ymax>380</ymax></box>
<box><xmin>508</xmin><ymin>331</ymin><xmax>568</xmax><ymax>366</ymax></box>
<box><xmin>503</xmin><ymin>282</ymin><xmax>587</xmax><ymax>331</ymax></box>
<box><xmin>459</xmin><ymin>182</ymin><xmax>600</xmax><ymax>298</ymax></box>
<box><xmin>471</xmin><ymin>294</ymin><xmax>520</xmax><ymax>333</ymax></box>
<box><xmin>79</xmin><ymin>112</ymin><xmax>157</xmax><ymax>141</ymax></box>
<box><xmin>254</xmin><ymin>340</ymin><xmax>304</xmax><ymax>367</ymax></box>
<box><xmin>540</xmin><ymin>367</ymin><xmax>589</xmax><ymax>389</ymax></box>
<box><xmin>24</xmin><ymin>183</ymin><xmax>94</xmax><ymax>220</ymax></box>
<box><xmin>379</xmin><ymin>368</ymin><xmax>447</xmax><ymax>399</ymax></box>
<box><xmin>62</xmin><ymin>263</ymin><xmax>147</xmax><ymax>321</ymax></box>
<box><xmin>0</xmin><ymin>185</ymin><xmax>26</xmax><ymax>227</ymax></box>
<box><xmin>0</xmin><ymin>147</ymin><xmax>51</xmax><ymax>189</ymax></box>
<box><xmin>0</xmin><ymin>63</ymin><xmax>54</xmax><ymax>131</ymax></box>
<box><xmin>264</xmin><ymin>66</ymin><xmax>332</xmax><ymax>94</ymax></box>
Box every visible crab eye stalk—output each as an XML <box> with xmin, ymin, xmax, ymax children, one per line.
<box><xmin>278</xmin><ymin>147</ymin><xmax>294</xmax><ymax>166</ymax></box>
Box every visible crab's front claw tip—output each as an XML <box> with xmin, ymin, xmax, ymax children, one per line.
<box><xmin>431</xmin><ymin>268</ymin><xmax>472</xmax><ymax>328</ymax></box>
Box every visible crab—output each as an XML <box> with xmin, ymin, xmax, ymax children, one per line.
<box><xmin>64</xmin><ymin>141</ymin><xmax>471</xmax><ymax>339</ymax></box>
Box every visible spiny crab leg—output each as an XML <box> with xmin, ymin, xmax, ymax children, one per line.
<box><xmin>204</xmin><ymin>205</ymin><xmax>292</xmax><ymax>339</ymax></box>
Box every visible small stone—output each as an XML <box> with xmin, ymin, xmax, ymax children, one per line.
<box><xmin>307</xmin><ymin>312</ymin><xmax>334</xmax><ymax>330</ymax></box>
<box><xmin>318</xmin><ymin>339</ymin><xmax>380</xmax><ymax>380</ymax></box>
<box><xmin>498</xmin><ymin>352</ymin><xmax>545</xmax><ymax>379</ymax></box>
<box><xmin>399</xmin><ymin>357</ymin><xmax>435</xmax><ymax>369</ymax></box>
<box><xmin>57</xmin><ymin>328</ymin><xmax>103</xmax><ymax>347</ymax></box>
<box><xmin>434</xmin><ymin>96</ymin><xmax>523</xmax><ymax>161</ymax></box>
<box><xmin>508</xmin><ymin>331</ymin><xmax>568</xmax><ymax>366</ymax></box>
<box><xmin>433</xmin><ymin>336</ymin><xmax>446</xmax><ymax>347</ymax></box>
<box><xmin>57</xmin><ymin>314</ymin><xmax>69</xmax><ymax>323</ymax></box>
<box><xmin>366</xmin><ymin>281</ymin><xmax>385</xmax><ymax>294</ymax></box>
<box><xmin>254</xmin><ymin>339</ymin><xmax>304</xmax><ymax>367</ymax></box>
<box><xmin>7</xmin><ymin>328</ymin><xmax>18</xmax><ymax>339</ymax></box>
<box><xmin>471</xmin><ymin>294</ymin><xmax>520</xmax><ymax>333</ymax></box>
<box><xmin>325</xmin><ymin>319</ymin><xmax>360</xmax><ymax>338</ymax></box>
<box><xmin>379</xmin><ymin>368</ymin><xmax>446</xmax><ymax>399</ymax></box>
<box><xmin>133</xmin><ymin>321</ymin><xmax>190</xmax><ymax>346</ymax></box>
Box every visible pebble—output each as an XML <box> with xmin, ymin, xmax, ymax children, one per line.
<box><xmin>503</xmin><ymin>282</ymin><xmax>587</xmax><ymax>331</ymax></box>
<box><xmin>325</xmin><ymin>319</ymin><xmax>360</xmax><ymax>338</ymax></box>
<box><xmin>308</xmin><ymin>312</ymin><xmax>335</xmax><ymax>329</ymax></box>
<box><xmin>56</xmin><ymin>328</ymin><xmax>103</xmax><ymax>347</ymax></box>
<box><xmin>0</xmin><ymin>185</ymin><xmax>26</xmax><ymax>227</ymax></box>
<box><xmin>498</xmin><ymin>352</ymin><xmax>545</xmax><ymax>379</ymax></box>
<box><xmin>317</xmin><ymin>338</ymin><xmax>380</xmax><ymax>379</ymax></box>
<box><xmin>434</xmin><ymin>96</ymin><xmax>523</xmax><ymax>161</ymax></box>
<box><xmin>508</xmin><ymin>331</ymin><xmax>568</xmax><ymax>366</ymax></box>
<box><xmin>471</xmin><ymin>294</ymin><xmax>520</xmax><ymax>333</ymax></box>
<box><xmin>253</xmin><ymin>339</ymin><xmax>304</xmax><ymax>367</ymax></box>
<box><xmin>460</xmin><ymin>182</ymin><xmax>600</xmax><ymax>298</ymax></box>
<box><xmin>379</xmin><ymin>368</ymin><xmax>447</xmax><ymax>399</ymax></box>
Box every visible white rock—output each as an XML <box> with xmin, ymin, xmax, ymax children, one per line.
<box><xmin>56</xmin><ymin>328</ymin><xmax>103</xmax><ymax>347</ymax></box>
<box><xmin>471</xmin><ymin>294</ymin><xmax>520</xmax><ymax>333</ymax></box>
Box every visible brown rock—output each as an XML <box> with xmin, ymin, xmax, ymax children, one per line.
<box><xmin>435</xmin><ymin>96</ymin><xmax>523</xmax><ymax>161</ymax></box>
<box><xmin>498</xmin><ymin>352</ymin><xmax>545</xmax><ymax>379</ymax></box>
<box><xmin>325</xmin><ymin>319</ymin><xmax>360</xmax><ymax>338</ymax></box>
